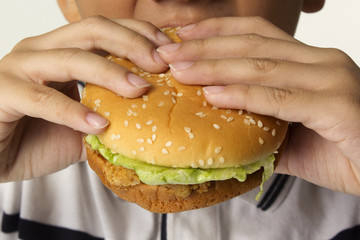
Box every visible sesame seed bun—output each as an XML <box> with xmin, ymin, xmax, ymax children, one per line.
<box><xmin>81</xmin><ymin>28</ymin><xmax>288</xmax><ymax>213</ymax></box>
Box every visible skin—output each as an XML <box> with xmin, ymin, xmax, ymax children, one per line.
<box><xmin>1</xmin><ymin>0</ymin><xmax>360</xmax><ymax>196</ymax></box>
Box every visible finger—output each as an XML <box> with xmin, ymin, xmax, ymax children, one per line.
<box><xmin>13</xmin><ymin>16</ymin><xmax>168</xmax><ymax>72</ymax></box>
<box><xmin>168</xmin><ymin>58</ymin><xmax>324</xmax><ymax>90</ymax></box>
<box><xmin>112</xmin><ymin>18</ymin><xmax>173</xmax><ymax>45</ymax></box>
<box><xmin>1</xmin><ymin>49</ymin><xmax>151</xmax><ymax>98</ymax></box>
<box><xmin>157</xmin><ymin>34</ymin><xmax>322</xmax><ymax>64</ymax></box>
<box><xmin>202</xmin><ymin>84</ymin><xmax>318</xmax><ymax>124</ymax></box>
<box><xmin>176</xmin><ymin>17</ymin><xmax>296</xmax><ymax>42</ymax></box>
<box><xmin>1</xmin><ymin>76</ymin><xmax>109</xmax><ymax>135</ymax></box>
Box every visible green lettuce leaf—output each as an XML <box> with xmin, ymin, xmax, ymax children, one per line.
<box><xmin>85</xmin><ymin>135</ymin><xmax>275</xmax><ymax>200</ymax></box>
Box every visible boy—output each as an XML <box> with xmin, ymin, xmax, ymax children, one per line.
<box><xmin>0</xmin><ymin>0</ymin><xmax>359</xmax><ymax>239</ymax></box>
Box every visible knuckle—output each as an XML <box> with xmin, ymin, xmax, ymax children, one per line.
<box><xmin>193</xmin><ymin>38</ymin><xmax>212</xmax><ymax>52</ymax></box>
<box><xmin>241</xmin><ymin>33</ymin><xmax>268</xmax><ymax>47</ymax></box>
<box><xmin>29</xmin><ymin>85</ymin><xmax>58</xmax><ymax>108</ymax></box>
<box><xmin>81</xmin><ymin>15</ymin><xmax>109</xmax><ymax>27</ymax></box>
<box><xmin>249</xmin><ymin>58</ymin><xmax>279</xmax><ymax>74</ymax></box>
<box><xmin>12</xmin><ymin>37</ymin><xmax>36</xmax><ymax>52</ymax></box>
<box><xmin>265</xmin><ymin>87</ymin><xmax>297</xmax><ymax>117</ymax></box>
<box><xmin>248</xmin><ymin>16</ymin><xmax>272</xmax><ymax>29</ymax></box>
<box><xmin>325</xmin><ymin>48</ymin><xmax>350</xmax><ymax>63</ymax></box>
<box><xmin>58</xmin><ymin>48</ymin><xmax>84</xmax><ymax>63</ymax></box>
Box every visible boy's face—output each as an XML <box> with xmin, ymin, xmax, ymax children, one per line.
<box><xmin>73</xmin><ymin>0</ymin><xmax>307</xmax><ymax>35</ymax></box>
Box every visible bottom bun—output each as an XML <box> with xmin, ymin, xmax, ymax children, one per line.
<box><xmin>86</xmin><ymin>143</ymin><xmax>285</xmax><ymax>213</ymax></box>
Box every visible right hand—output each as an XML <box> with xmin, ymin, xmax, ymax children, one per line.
<box><xmin>0</xmin><ymin>16</ymin><xmax>171</xmax><ymax>182</ymax></box>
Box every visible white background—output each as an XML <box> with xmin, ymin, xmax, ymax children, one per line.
<box><xmin>0</xmin><ymin>1</ymin><xmax>360</xmax><ymax>65</ymax></box>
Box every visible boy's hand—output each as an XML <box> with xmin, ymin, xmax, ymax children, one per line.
<box><xmin>0</xmin><ymin>16</ymin><xmax>171</xmax><ymax>182</ymax></box>
<box><xmin>158</xmin><ymin>17</ymin><xmax>360</xmax><ymax>195</ymax></box>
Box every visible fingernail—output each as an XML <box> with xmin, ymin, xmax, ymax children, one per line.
<box><xmin>157</xmin><ymin>43</ymin><xmax>181</xmax><ymax>54</ymax></box>
<box><xmin>152</xmin><ymin>50</ymin><xmax>168</xmax><ymax>66</ymax></box>
<box><xmin>177</xmin><ymin>24</ymin><xmax>196</xmax><ymax>34</ymax></box>
<box><xmin>86</xmin><ymin>112</ymin><xmax>109</xmax><ymax>129</ymax></box>
<box><xmin>202</xmin><ymin>86</ymin><xmax>225</xmax><ymax>95</ymax></box>
<box><xmin>169</xmin><ymin>62</ymin><xmax>194</xmax><ymax>71</ymax></box>
<box><xmin>127</xmin><ymin>73</ymin><xmax>151</xmax><ymax>88</ymax></box>
<box><xmin>156</xmin><ymin>31</ymin><xmax>172</xmax><ymax>44</ymax></box>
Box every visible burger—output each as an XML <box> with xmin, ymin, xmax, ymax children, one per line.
<box><xmin>81</xmin><ymin>28</ymin><xmax>288</xmax><ymax>213</ymax></box>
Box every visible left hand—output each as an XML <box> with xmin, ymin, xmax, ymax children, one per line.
<box><xmin>157</xmin><ymin>17</ymin><xmax>360</xmax><ymax>195</ymax></box>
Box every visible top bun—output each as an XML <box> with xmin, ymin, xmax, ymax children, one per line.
<box><xmin>81</xmin><ymin>28</ymin><xmax>288</xmax><ymax>169</ymax></box>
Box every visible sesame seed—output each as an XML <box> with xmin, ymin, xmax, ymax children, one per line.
<box><xmin>188</xmin><ymin>132</ymin><xmax>195</xmax><ymax>139</ymax></box>
<box><xmin>207</xmin><ymin>158</ymin><xmax>213</xmax><ymax>165</ymax></box>
<box><xmin>198</xmin><ymin>159</ymin><xmax>205</xmax><ymax>166</ymax></box>
<box><xmin>172</xmin><ymin>92</ymin><xmax>177</xmax><ymax>96</ymax></box>
<box><xmin>276</xmin><ymin>121</ymin><xmax>282</xmax><ymax>126</ymax></box>
<box><xmin>213</xmin><ymin>124</ymin><xmax>221</xmax><ymax>129</ymax></box>
<box><xmin>191</xmin><ymin>163</ymin><xmax>198</xmax><ymax>168</ymax></box>
<box><xmin>131</xmin><ymin>104</ymin><xmax>137</xmax><ymax>108</ymax></box>
<box><xmin>104</xmin><ymin>112</ymin><xmax>110</xmax><ymax>117</ymax></box>
<box><xmin>244</xmin><ymin>119</ymin><xmax>251</xmax><ymax>125</ymax></box>
<box><xmin>178</xmin><ymin>146</ymin><xmax>186</xmax><ymax>151</ymax></box>
<box><xmin>227</xmin><ymin>117</ymin><xmax>234</xmax><ymax>122</ymax></box>
<box><xmin>272</xmin><ymin>129</ymin><xmax>276</xmax><ymax>137</ymax></box>
<box><xmin>111</xmin><ymin>134</ymin><xmax>115</xmax><ymax>140</ymax></box>
<box><xmin>94</xmin><ymin>99</ymin><xmax>101</xmax><ymax>107</ymax></box>
<box><xmin>139</xmin><ymin>147</ymin><xmax>145</xmax><ymax>152</ymax></box>
<box><xmin>212</xmin><ymin>106</ymin><xmax>219</xmax><ymax>110</ymax></box>
<box><xmin>157</xmin><ymin>83</ymin><xmax>164</xmax><ymax>86</ymax></box>
<box><xmin>143</xmin><ymin>95</ymin><xmax>149</xmax><ymax>101</ymax></box>
<box><xmin>152</xmin><ymin>134</ymin><xmax>157</xmax><ymax>141</ymax></box>
<box><xmin>162</xmin><ymin>148</ymin><xmax>169</xmax><ymax>154</ymax></box>
<box><xmin>142</xmin><ymin>104</ymin><xmax>147</xmax><ymax>109</ymax></box>
<box><xmin>146</xmin><ymin>138</ymin><xmax>153</xmax><ymax>144</ymax></box>
<box><xmin>195</xmin><ymin>112</ymin><xmax>206</xmax><ymax>118</ymax></box>
<box><xmin>172</xmin><ymin>97</ymin><xmax>176</xmax><ymax>104</ymax></box>
<box><xmin>164</xmin><ymin>90</ymin><xmax>170</xmax><ymax>95</ymax></box>
<box><xmin>263</xmin><ymin>127</ymin><xmax>270</xmax><ymax>131</ymax></box>
<box><xmin>259</xmin><ymin>137</ymin><xmax>264</xmax><ymax>145</ymax></box>
<box><xmin>127</xmin><ymin>109</ymin><xmax>133</xmax><ymax>116</ymax></box>
<box><xmin>133</xmin><ymin>112</ymin><xmax>138</xmax><ymax>116</ymax></box>
<box><xmin>93</xmin><ymin>107</ymin><xmax>97</xmax><ymax>111</ymax></box>
<box><xmin>146</xmin><ymin>120</ymin><xmax>153</xmax><ymax>125</ymax></box>
<box><xmin>139</xmin><ymin>73</ymin><xmax>145</xmax><ymax>77</ymax></box>
<box><xmin>197</xmin><ymin>90</ymin><xmax>202</xmax><ymax>96</ymax></box>
<box><xmin>136</xmin><ymin>123</ymin><xmax>141</xmax><ymax>129</ymax></box>
<box><xmin>258</xmin><ymin>120</ymin><xmax>264</xmax><ymax>128</ymax></box>
<box><xmin>184</xmin><ymin>127</ymin><xmax>191</xmax><ymax>133</ymax></box>
<box><xmin>157</xmin><ymin>79</ymin><xmax>164</xmax><ymax>83</ymax></box>
<box><xmin>158</xmin><ymin>101</ymin><xmax>165</xmax><ymax>107</ymax></box>
<box><xmin>124</xmin><ymin>120</ymin><xmax>129</xmax><ymax>127</ymax></box>
<box><xmin>165</xmin><ymin>141</ymin><xmax>173</xmax><ymax>147</ymax></box>
<box><xmin>159</xmin><ymin>73</ymin><xmax>165</xmax><ymax>78</ymax></box>
<box><xmin>150</xmin><ymin>158</ymin><xmax>156</xmax><ymax>164</ymax></box>
<box><xmin>152</xmin><ymin>126</ymin><xmax>157</xmax><ymax>132</ymax></box>
<box><xmin>225</xmin><ymin>110</ymin><xmax>232</xmax><ymax>114</ymax></box>
<box><xmin>221</xmin><ymin>115</ymin><xmax>227</xmax><ymax>120</ymax></box>
<box><xmin>167</xmin><ymin>81</ymin><xmax>174</xmax><ymax>87</ymax></box>
<box><xmin>219</xmin><ymin>157</ymin><xmax>225</xmax><ymax>163</ymax></box>
<box><xmin>177</xmin><ymin>92</ymin><xmax>183</xmax><ymax>97</ymax></box>
<box><xmin>136</xmin><ymin>138</ymin><xmax>145</xmax><ymax>143</ymax></box>
<box><xmin>249</xmin><ymin>119</ymin><xmax>256</xmax><ymax>125</ymax></box>
<box><xmin>203</xmin><ymin>101</ymin><xmax>208</xmax><ymax>107</ymax></box>
<box><xmin>215</xmin><ymin>147</ymin><xmax>222</xmax><ymax>154</ymax></box>
<box><xmin>131</xmin><ymin>67</ymin><xmax>138</xmax><ymax>73</ymax></box>
<box><xmin>273</xmin><ymin>150</ymin><xmax>279</xmax><ymax>154</ymax></box>
<box><xmin>132</xmin><ymin>150</ymin><xmax>137</xmax><ymax>155</ymax></box>
<box><xmin>238</xmin><ymin>110</ymin><xmax>243</xmax><ymax>115</ymax></box>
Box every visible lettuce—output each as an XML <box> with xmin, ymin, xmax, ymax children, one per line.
<box><xmin>85</xmin><ymin>135</ymin><xmax>275</xmax><ymax>200</ymax></box>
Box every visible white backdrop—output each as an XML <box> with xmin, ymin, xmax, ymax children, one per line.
<box><xmin>0</xmin><ymin>1</ymin><xmax>360</xmax><ymax>65</ymax></box>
